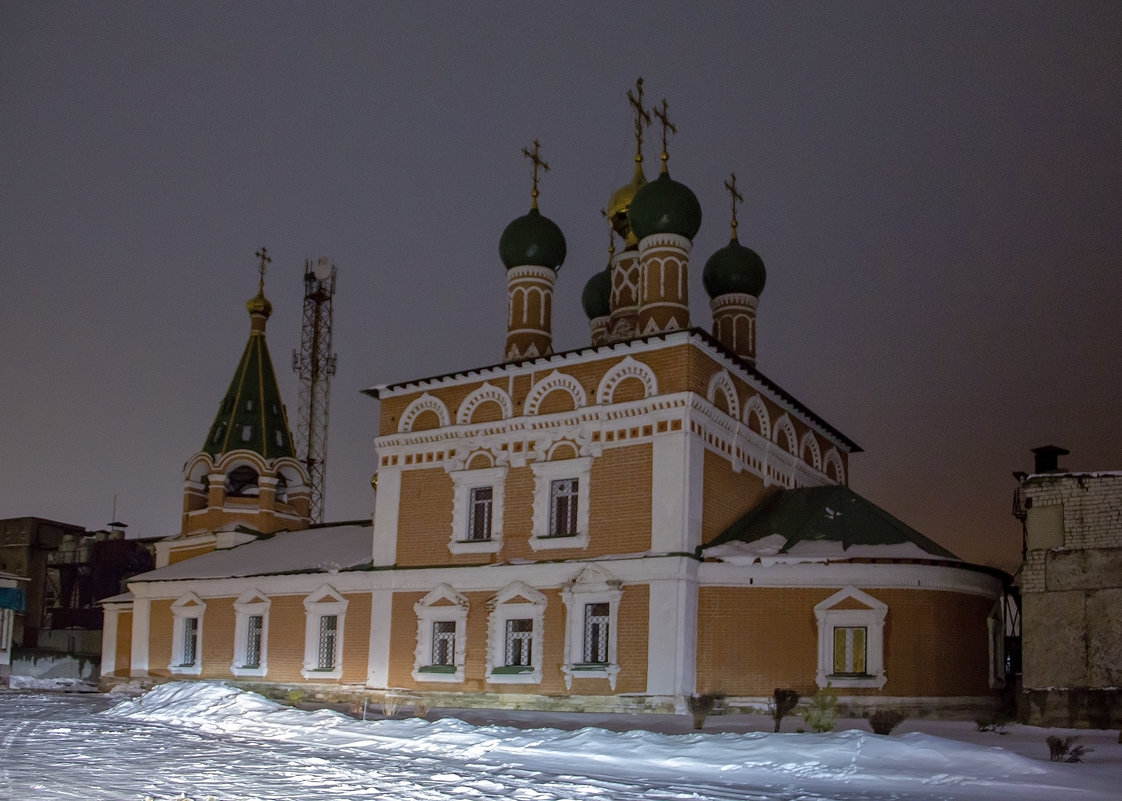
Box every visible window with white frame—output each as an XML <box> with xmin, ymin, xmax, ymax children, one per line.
<box><xmin>814</xmin><ymin>587</ymin><xmax>887</xmax><ymax>689</ymax></box>
<box><xmin>448</xmin><ymin>465</ymin><xmax>507</xmax><ymax>555</ymax></box>
<box><xmin>169</xmin><ymin>593</ymin><xmax>206</xmax><ymax>676</ymax></box>
<box><xmin>302</xmin><ymin>585</ymin><xmax>347</xmax><ymax>680</ymax></box>
<box><xmin>530</xmin><ymin>457</ymin><xmax>592</xmax><ymax>550</ymax></box>
<box><xmin>559</xmin><ymin>565</ymin><xmax>622</xmax><ymax>689</ymax></box>
<box><xmin>413</xmin><ymin>584</ymin><xmax>469</xmax><ymax>683</ymax></box>
<box><xmin>486</xmin><ymin>582</ymin><xmax>546</xmax><ymax>684</ymax></box>
<box><xmin>231</xmin><ymin>590</ymin><xmax>270</xmax><ymax>678</ymax></box>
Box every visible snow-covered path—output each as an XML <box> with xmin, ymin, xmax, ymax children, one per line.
<box><xmin>0</xmin><ymin>685</ymin><xmax>1116</xmax><ymax>801</ymax></box>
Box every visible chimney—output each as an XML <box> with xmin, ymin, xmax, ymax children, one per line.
<box><xmin>1031</xmin><ymin>445</ymin><xmax>1069</xmax><ymax>474</ymax></box>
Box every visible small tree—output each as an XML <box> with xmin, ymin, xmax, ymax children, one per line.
<box><xmin>687</xmin><ymin>693</ymin><xmax>725</xmax><ymax>730</ymax></box>
<box><xmin>801</xmin><ymin>690</ymin><xmax>837</xmax><ymax>733</ymax></box>
<box><xmin>771</xmin><ymin>688</ymin><xmax>800</xmax><ymax>732</ymax></box>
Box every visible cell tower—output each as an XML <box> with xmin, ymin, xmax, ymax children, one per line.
<box><xmin>292</xmin><ymin>257</ymin><xmax>338</xmax><ymax>523</ymax></box>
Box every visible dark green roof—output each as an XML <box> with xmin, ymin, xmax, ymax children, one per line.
<box><xmin>499</xmin><ymin>207</ymin><xmax>567</xmax><ymax>270</ymax></box>
<box><xmin>705</xmin><ymin>485</ymin><xmax>957</xmax><ymax>559</ymax></box>
<box><xmin>202</xmin><ymin>324</ymin><xmax>297</xmax><ymax>461</ymax></box>
<box><xmin>581</xmin><ymin>267</ymin><xmax>611</xmax><ymax>320</ymax></box>
<box><xmin>703</xmin><ymin>236</ymin><xmax>766</xmax><ymax>298</ymax></box>
<box><xmin>629</xmin><ymin>170</ymin><xmax>702</xmax><ymax>241</ymax></box>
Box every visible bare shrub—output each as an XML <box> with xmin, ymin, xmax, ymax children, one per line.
<box><xmin>687</xmin><ymin>693</ymin><xmax>725</xmax><ymax>730</ymax></box>
<box><xmin>868</xmin><ymin>709</ymin><xmax>906</xmax><ymax>735</ymax></box>
<box><xmin>1047</xmin><ymin>735</ymin><xmax>1091</xmax><ymax>763</ymax></box>
<box><xmin>770</xmin><ymin>689</ymin><xmax>800</xmax><ymax>733</ymax></box>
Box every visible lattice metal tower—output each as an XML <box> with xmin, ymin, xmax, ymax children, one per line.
<box><xmin>292</xmin><ymin>257</ymin><xmax>338</xmax><ymax>523</ymax></box>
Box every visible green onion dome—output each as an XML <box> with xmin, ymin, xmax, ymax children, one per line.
<box><xmin>499</xmin><ymin>207</ymin><xmax>567</xmax><ymax>270</ymax></box>
<box><xmin>703</xmin><ymin>237</ymin><xmax>766</xmax><ymax>298</ymax></box>
<box><xmin>628</xmin><ymin>171</ymin><xmax>702</xmax><ymax>241</ymax></box>
<box><xmin>581</xmin><ymin>267</ymin><xmax>612</xmax><ymax>320</ymax></box>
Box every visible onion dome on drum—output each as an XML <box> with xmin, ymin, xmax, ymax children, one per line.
<box><xmin>703</xmin><ymin>237</ymin><xmax>766</xmax><ymax>299</ymax></box>
<box><xmin>628</xmin><ymin>170</ymin><xmax>702</xmax><ymax>241</ymax></box>
<box><xmin>581</xmin><ymin>267</ymin><xmax>612</xmax><ymax>320</ymax></box>
<box><xmin>499</xmin><ymin>207</ymin><xmax>567</xmax><ymax>271</ymax></box>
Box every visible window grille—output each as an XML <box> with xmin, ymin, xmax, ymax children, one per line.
<box><xmin>244</xmin><ymin>614</ymin><xmax>263</xmax><ymax>668</ymax></box>
<box><xmin>549</xmin><ymin>478</ymin><xmax>579</xmax><ymax>536</ymax></box>
<box><xmin>583</xmin><ymin>602</ymin><xmax>610</xmax><ymax>663</ymax></box>
<box><xmin>468</xmin><ymin>486</ymin><xmax>493</xmax><ymax>541</ymax></box>
<box><xmin>432</xmin><ymin>620</ymin><xmax>456</xmax><ymax>666</ymax></box>
<box><xmin>317</xmin><ymin>615</ymin><xmax>338</xmax><ymax>670</ymax></box>
<box><xmin>504</xmin><ymin>618</ymin><xmax>533</xmax><ymax>666</ymax></box>
<box><xmin>182</xmin><ymin>617</ymin><xmax>198</xmax><ymax>666</ymax></box>
<box><xmin>832</xmin><ymin>626</ymin><xmax>867</xmax><ymax>675</ymax></box>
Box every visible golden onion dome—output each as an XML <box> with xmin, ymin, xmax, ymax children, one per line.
<box><xmin>607</xmin><ymin>158</ymin><xmax>647</xmax><ymax>246</ymax></box>
<box><xmin>246</xmin><ymin>288</ymin><xmax>272</xmax><ymax>318</ymax></box>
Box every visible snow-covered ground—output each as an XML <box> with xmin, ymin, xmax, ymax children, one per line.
<box><xmin>1</xmin><ymin>681</ymin><xmax>1119</xmax><ymax>800</ymax></box>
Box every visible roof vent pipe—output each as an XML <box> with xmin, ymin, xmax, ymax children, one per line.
<box><xmin>1031</xmin><ymin>445</ymin><xmax>1069</xmax><ymax>474</ymax></box>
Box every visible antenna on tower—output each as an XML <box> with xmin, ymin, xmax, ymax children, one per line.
<box><xmin>292</xmin><ymin>257</ymin><xmax>338</xmax><ymax>523</ymax></box>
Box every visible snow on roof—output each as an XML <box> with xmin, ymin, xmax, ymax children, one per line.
<box><xmin>705</xmin><ymin>537</ymin><xmax>944</xmax><ymax>565</ymax></box>
<box><xmin>129</xmin><ymin>523</ymin><xmax>372</xmax><ymax>582</ymax></box>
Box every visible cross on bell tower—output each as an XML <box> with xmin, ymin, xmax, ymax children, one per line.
<box><xmin>521</xmin><ymin>139</ymin><xmax>550</xmax><ymax>208</ymax></box>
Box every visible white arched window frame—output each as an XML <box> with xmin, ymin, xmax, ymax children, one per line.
<box><xmin>595</xmin><ymin>356</ymin><xmax>657</xmax><ymax>405</ymax></box>
<box><xmin>302</xmin><ymin>585</ymin><xmax>348</xmax><ymax>680</ymax></box>
<box><xmin>560</xmin><ymin>566</ymin><xmax>623</xmax><ymax>690</ymax></box>
<box><xmin>814</xmin><ymin>586</ymin><xmax>888</xmax><ymax>689</ymax></box>
<box><xmin>486</xmin><ymin>582</ymin><xmax>547</xmax><ymax>685</ymax></box>
<box><xmin>169</xmin><ymin>592</ymin><xmax>206</xmax><ymax>676</ymax></box>
<box><xmin>529</xmin><ymin>456</ymin><xmax>592</xmax><ymax>551</ymax></box>
<box><xmin>448</xmin><ymin>465</ymin><xmax>508</xmax><ymax>555</ymax></box>
<box><xmin>413</xmin><ymin>584</ymin><xmax>469</xmax><ymax>683</ymax></box>
<box><xmin>231</xmin><ymin>589</ymin><xmax>270</xmax><ymax>678</ymax></box>
<box><xmin>706</xmin><ymin>370</ymin><xmax>740</xmax><ymax>420</ymax></box>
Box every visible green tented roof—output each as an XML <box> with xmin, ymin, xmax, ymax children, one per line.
<box><xmin>202</xmin><ymin>325</ymin><xmax>296</xmax><ymax>460</ymax></box>
<box><xmin>705</xmin><ymin>485</ymin><xmax>957</xmax><ymax>559</ymax></box>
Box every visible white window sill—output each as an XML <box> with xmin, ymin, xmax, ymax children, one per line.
<box><xmin>168</xmin><ymin>663</ymin><xmax>202</xmax><ymax>676</ymax></box>
<box><xmin>529</xmin><ymin>532</ymin><xmax>589</xmax><ymax>551</ymax></box>
<box><xmin>231</xmin><ymin>665</ymin><xmax>268</xmax><ymax>678</ymax></box>
<box><xmin>301</xmin><ymin>667</ymin><xmax>343</xmax><ymax>681</ymax></box>
<box><xmin>448</xmin><ymin>537</ymin><xmax>502</xmax><ymax>555</ymax></box>
<box><xmin>486</xmin><ymin>666</ymin><xmax>542</xmax><ymax>684</ymax></box>
<box><xmin>820</xmin><ymin>673</ymin><xmax>887</xmax><ymax>689</ymax></box>
<box><xmin>561</xmin><ymin>662</ymin><xmax>620</xmax><ymax>690</ymax></box>
<box><xmin>412</xmin><ymin>666</ymin><xmax>465</xmax><ymax>683</ymax></box>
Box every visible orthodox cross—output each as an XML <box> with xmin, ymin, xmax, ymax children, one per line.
<box><xmin>652</xmin><ymin>98</ymin><xmax>677</xmax><ymax>168</ymax></box>
<box><xmin>521</xmin><ymin>139</ymin><xmax>550</xmax><ymax>207</ymax></box>
<box><xmin>254</xmin><ymin>246</ymin><xmax>272</xmax><ymax>290</ymax></box>
<box><xmin>724</xmin><ymin>173</ymin><xmax>743</xmax><ymax>238</ymax></box>
<box><xmin>626</xmin><ymin>77</ymin><xmax>651</xmax><ymax>161</ymax></box>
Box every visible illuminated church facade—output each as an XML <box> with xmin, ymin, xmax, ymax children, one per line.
<box><xmin>103</xmin><ymin>86</ymin><xmax>1007</xmax><ymax>714</ymax></box>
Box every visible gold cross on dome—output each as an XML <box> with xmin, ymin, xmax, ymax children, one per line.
<box><xmin>724</xmin><ymin>173</ymin><xmax>743</xmax><ymax>236</ymax></box>
<box><xmin>652</xmin><ymin>98</ymin><xmax>677</xmax><ymax>168</ymax></box>
<box><xmin>626</xmin><ymin>77</ymin><xmax>651</xmax><ymax>161</ymax></box>
<box><xmin>254</xmin><ymin>246</ymin><xmax>272</xmax><ymax>287</ymax></box>
<box><xmin>521</xmin><ymin>139</ymin><xmax>550</xmax><ymax>207</ymax></box>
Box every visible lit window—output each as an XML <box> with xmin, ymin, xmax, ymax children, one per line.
<box><xmin>468</xmin><ymin>487</ymin><xmax>493</xmax><ymax>541</ymax></box>
<box><xmin>814</xmin><ymin>586</ymin><xmax>887</xmax><ymax>689</ymax></box>
<box><xmin>413</xmin><ymin>584</ymin><xmax>469</xmax><ymax>682</ymax></box>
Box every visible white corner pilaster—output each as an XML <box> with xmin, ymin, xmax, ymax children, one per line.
<box><xmin>367</xmin><ymin>588</ymin><xmax>394</xmax><ymax>688</ymax></box>
<box><xmin>372</xmin><ymin>466</ymin><xmax>402</xmax><ymax>566</ymax></box>
<box><xmin>130</xmin><ymin>596</ymin><xmax>151</xmax><ymax>676</ymax></box>
<box><xmin>650</xmin><ymin>429</ymin><xmax>704</xmax><ymax>553</ymax></box>
<box><xmin>645</xmin><ymin>563</ymin><xmax>698</xmax><ymax>703</ymax></box>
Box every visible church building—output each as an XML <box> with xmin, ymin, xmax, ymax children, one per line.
<box><xmin>103</xmin><ymin>84</ymin><xmax>1008</xmax><ymax>715</ymax></box>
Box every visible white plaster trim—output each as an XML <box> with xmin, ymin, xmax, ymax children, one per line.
<box><xmin>371</xmin><ymin>465</ymin><xmax>401</xmax><ymax>566</ymax></box>
<box><xmin>367</xmin><ymin>589</ymin><xmax>394</xmax><ymax>688</ymax></box>
<box><xmin>448</xmin><ymin>465</ymin><xmax>507</xmax><ymax>555</ymax></box>
<box><xmin>560</xmin><ymin>565</ymin><xmax>623</xmax><ymax>690</ymax></box>
<box><xmin>169</xmin><ymin>592</ymin><xmax>205</xmax><ymax>676</ymax></box>
<box><xmin>814</xmin><ymin>586</ymin><xmax>887</xmax><ymax>689</ymax></box>
<box><xmin>595</xmin><ymin>356</ymin><xmax>657</xmax><ymax>405</ymax></box>
<box><xmin>529</xmin><ymin>457</ymin><xmax>592</xmax><ymax>550</ymax></box>
<box><xmin>743</xmin><ymin>394</ymin><xmax>771</xmax><ymax>439</ymax></box>
<box><xmin>524</xmin><ymin>371</ymin><xmax>587</xmax><ymax>416</ymax></box>
<box><xmin>230</xmin><ymin>589</ymin><xmax>270</xmax><ymax>678</ymax></box>
<box><xmin>456</xmin><ymin>382</ymin><xmax>513</xmax><ymax>425</ymax></box>
<box><xmin>706</xmin><ymin>370</ymin><xmax>740</xmax><ymax>420</ymax></box>
<box><xmin>486</xmin><ymin>582</ymin><xmax>547</xmax><ymax>685</ymax></box>
<box><xmin>301</xmin><ymin>584</ymin><xmax>348</xmax><ymax>680</ymax></box>
<box><xmin>398</xmin><ymin>392</ymin><xmax>451</xmax><ymax>433</ymax></box>
<box><xmin>823</xmin><ymin>447</ymin><xmax>846</xmax><ymax>484</ymax></box>
<box><xmin>799</xmin><ymin>431</ymin><xmax>822</xmax><ymax>471</ymax></box>
<box><xmin>130</xmin><ymin>597</ymin><xmax>150</xmax><ymax>675</ymax></box>
<box><xmin>698</xmin><ymin>560</ymin><xmax>1003</xmax><ymax>598</ymax></box>
<box><xmin>412</xmin><ymin>584</ymin><xmax>469</xmax><ymax>683</ymax></box>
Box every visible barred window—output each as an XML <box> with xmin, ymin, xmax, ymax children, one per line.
<box><xmin>549</xmin><ymin>478</ymin><xmax>579</xmax><ymax>536</ymax></box>
<box><xmin>244</xmin><ymin>615</ymin><xmax>263</xmax><ymax>669</ymax></box>
<box><xmin>467</xmin><ymin>487</ymin><xmax>493</xmax><ymax>541</ymax></box>
<box><xmin>432</xmin><ymin>621</ymin><xmax>456</xmax><ymax>666</ymax></box>
<box><xmin>182</xmin><ymin>617</ymin><xmax>198</xmax><ymax>666</ymax></box>
<box><xmin>317</xmin><ymin>615</ymin><xmax>338</xmax><ymax>670</ymax></box>
<box><xmin>832</xmin><ymin>626</ymin><xmax>867</xmax><ymax>675</ymax></box>
<box><xmin>504</xmin><ymin>618</ymin><xmax>533</xmax><ymax>666</ymax></box>
<box><xmin>582</xmin><ymin>603</ymin><xmax>610</xmax><ymax>664</ymax></box>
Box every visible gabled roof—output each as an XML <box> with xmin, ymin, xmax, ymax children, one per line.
<box><xmin>704</xmin><ymin>485</ymin><xmax>957</xmax><ymax>562</ymax></box>
<box><xmin>201</xmin><ymin>297</ymin><xmax>297</xmax><ymax>461</ymax></box>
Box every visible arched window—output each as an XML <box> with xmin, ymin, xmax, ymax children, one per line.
<box><xmin>226</xmin><ymin>465</ymin><xmax>259</xmax><ymax>497</ymax></box>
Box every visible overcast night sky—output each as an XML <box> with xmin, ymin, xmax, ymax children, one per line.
<box><xmin>2</xmin><ymin>2</ymin><xmax>1119</xmax><ymax>573</ymax></box>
